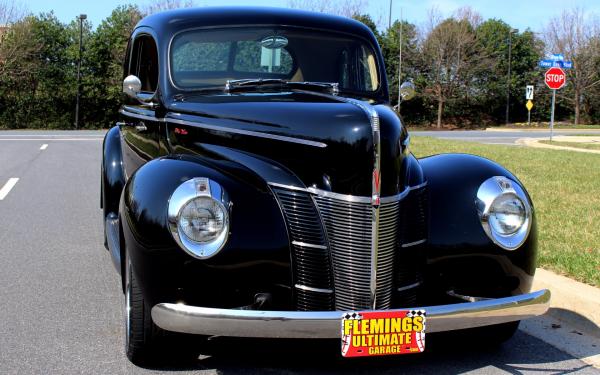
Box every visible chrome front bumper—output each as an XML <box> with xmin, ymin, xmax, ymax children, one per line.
<box><xmin>151</xmin><ymin>289</ymin><xmax>550</xmax><ymax>338</ymax></box>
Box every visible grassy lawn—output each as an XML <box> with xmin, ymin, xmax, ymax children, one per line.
<box><xmin>411</xmin><ymin>136</ymin><xmax>600</xmax><ymax>287</ymax></box>
<box><xmin>539</xmin><ymin>140</ymin><xmax>600</xmax><ymax>151</ymax></box>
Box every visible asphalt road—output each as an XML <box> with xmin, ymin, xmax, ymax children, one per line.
<box><xmin>0</xmin><ymin>130</ymin><xmax>598</xmax><ymax>374</ymax></box>
<box><xmin>412</xmin><ymin>129</ymin><xmax>600</xmax><ymax>145</ymax></box>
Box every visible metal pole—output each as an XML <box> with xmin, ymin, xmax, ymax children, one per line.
<box><xmin>397</xmin><ymin>8</ymin><xmax>403</xmax><ymax>111</ymax></box>
<box><xmin>75</xmin><ymin>15</ymin><xmax>84</xmax><ymax>130</ymax></box>
<box><xmin>388</xmin><ymin>0</ymin><xmax>392</xmax><ymax>29</ymax></box>
<box><xmin>505</xmin><ymin>31</ymin><xmax>513</xmax><ymax>126</ymax></box>
<box><xmin>528</xmin><ymin>108</ymin><xmax>531</xmax><ymax>127</ymax></box>
<box><xmin>550</xmin><ymin>89</ymin><xmax>556</xmax><ymax>141</ymax></box>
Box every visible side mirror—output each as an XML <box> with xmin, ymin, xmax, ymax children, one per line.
<box><xmin>123</xmin><ymin>75</ymin><xmax>142</xmax><ymax>99</ymax></box>
<box><xmin>399</xmin><ymin>81</ymin><xmax>416</xmax><ymax>101</ymax></box>
<box><xmin>123</xmin><ymin>75</ymin><xmax>156</xmax><ymax>106</ymax></box>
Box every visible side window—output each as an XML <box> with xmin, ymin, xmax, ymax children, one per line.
<box><xmin>357</xmin><ymin>45</ymin><xmax>378</xmax><ymax>92</ymax></box>
<box><xmin>129</xmin><ymin>35</ymin><xmax>159</xmax><ymax>93</ymax></box>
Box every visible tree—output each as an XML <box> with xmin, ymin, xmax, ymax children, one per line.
<box><xmin>545</xmin><ymin>8</ymin><xmax>600</xmax><ymax>125</ymax></box>
<box><xmin>142</xmin><ymin>0</ymin><xmax>194</xmax><ymax>16</ymax></box>
<box><xmin>475</xmin><ymin>20</ymin><xmax>543</xmax><ymax>124</ymax></box>
<box><xmin>85</xmin><ymin>5</ymin><xmax>142</xmax><ymax>127</ymax></box>
<box><xmin>419</xmin><ymin>8</ymin><xmax>486</xmax><ymax>128</ymax></box>
<box><xmin>287</xmin><ymin>0</ymin><xmax>368</xmax><ymax>18</ymax></box>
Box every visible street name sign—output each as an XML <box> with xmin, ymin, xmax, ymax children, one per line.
<box><xmin>538</xmin><ymin>60</ymin><xmax>573</xmax><ymax>69</ymax></box>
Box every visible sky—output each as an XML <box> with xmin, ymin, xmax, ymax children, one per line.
<box><xmin>20</xmin><ymin>0</ymin><xmax>600</xmax><ymax>32</ymax></box>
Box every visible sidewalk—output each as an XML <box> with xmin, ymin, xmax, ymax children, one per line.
<box><xmin>525</xmin><ymin>268</ymin><xmax>600</xmax><ymax>368</ymax></box>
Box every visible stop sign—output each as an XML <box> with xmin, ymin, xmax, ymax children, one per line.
<box><xmin>545</xmin><ymin>67</ymin><xmax>566</xmax><ymax>90</ymax></box>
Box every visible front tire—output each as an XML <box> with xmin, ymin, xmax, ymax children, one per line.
<box><xmin>124</xmin><ymin>251</ymin><xmax>163</xmax><ymax>365</ymax></box>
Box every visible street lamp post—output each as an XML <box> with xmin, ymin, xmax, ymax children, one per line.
<box><xmin>505</xmin><ymin>28</ymin><xmax>517</xmax><ymax>126</ymax></box>
<box><xmin>75</xmin><ymin>14</ymin><xmax>87</xmax><ymax>130</ymax></box>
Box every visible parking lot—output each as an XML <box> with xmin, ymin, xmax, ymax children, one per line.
<box><xmin>0</xmin><ymin>130</ymin><xmax>598</xmax><ymax>374</ymax></box>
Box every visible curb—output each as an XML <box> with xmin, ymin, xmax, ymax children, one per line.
<box><xmin>486</xmin><ymin>127</ymin><xmax>600</xmax><ymax>132</ymax></box>
<box><xmin>516</xmin><ymin>137</ymin><xmax>600</xmax><ymax>154</ymax></box>
<box><xmin>532</xmin><ymin>268</ymin><xmax>600</xmax><ymax>337</ymax></box>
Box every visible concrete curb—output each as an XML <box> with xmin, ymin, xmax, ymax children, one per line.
<box><xmin>532</xmin><ymin>268</ymin><xmax>600</xmax><ymax>336</ymax></box>
<box><xmin>486</xmin><ymin>127</ymin><xmax>600</xmax><ymax>132</ymax></box>
<box><xmin>516</xmin><ymin>137</ymin><xmax>600</xmax><ymax>154</ymax></box>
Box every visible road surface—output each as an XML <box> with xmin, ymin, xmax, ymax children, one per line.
<box><xmin>412</xmin><ymin>129</ymin><xmax>600</xmax><ymax>145</ymax></box>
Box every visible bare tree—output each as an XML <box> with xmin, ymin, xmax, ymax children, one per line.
<box><xmin>545</xmin><ymin>7</ymin><xmax>600</xmax><ymax>125</ymax></box>
<box><xmin>287</xmin><ymin>0</ymin><xmax>369</xmax><ymax>18</ymax></box>
<box><xmin>142</xmin><ymin>0</ymin><xmax>195</xmax><ymax>16</ymax></box>
<box><xmin>419</xmin><ymin>7</ymin><xmax>486</xmax><ymax>128</ymax></box>
<box><xmin>0</xmin><ymin>1</ymin><xmax>38</xmax><ymax>78</ymax></box>
<box><xmin>0</xmin><ymin>0</ymin><xmax>25</xmax><ymax>25</ymax></box>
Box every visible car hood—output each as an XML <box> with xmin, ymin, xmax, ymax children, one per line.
<box><xmin>165</xmin><ymin>91</ymin><xmax>405</xmax><ymax>197</ymax></box>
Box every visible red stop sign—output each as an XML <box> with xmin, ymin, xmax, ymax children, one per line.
<box><xmin>545</xmin><ymin>67</ymin><xmax>566</xmax><ymax>90</ymax></box>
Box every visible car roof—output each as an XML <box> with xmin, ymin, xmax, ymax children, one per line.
<box><xmin>137</xmin><ymin>6</ymin><xmax>377</xmax><ymax>42</ymax></box>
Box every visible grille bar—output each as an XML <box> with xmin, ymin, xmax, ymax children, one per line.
<box><xmin>271</xmin><ymin>188</ymin><xmax>334</xmax><ymax>311</ymax></box>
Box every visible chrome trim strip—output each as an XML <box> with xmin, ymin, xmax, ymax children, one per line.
<box><xmin>397</xmin><ymin>281</ymin><xmax>422</xmax><ymax>292</ymax></box>
<box><xmin>167</xmin><ymin>117</ymin><xmax>328</xmax><ymax>148</ymax></box>
<box><xmin>268</xmin><ymin>182</ymin><xmax>427</xmax><ymax>204</ymax></box>
<box><xmin>294</xmin><ymin>284</ymin><xmax>334</xmax><ymax>294</ymax></box>
<box><xmin>321</xmin><ymin>98</ymin><xmax>381</xmax><ymax>309</ymax></box>
<box><xmin>291</xmin><ymin>241</ymin><xmax>327</xmax><ymax>250</ymax></box>
<box><xmin>151</xmin><ymin>289</ymin><xmax>551</xmax><ymax>338</ymax></box>
<box><xmin>119</xmin><ymin>109</ymin><xmax>327</xmax><ymax>148</ymax></box>
<box><xmin>401</xmin><ymin>239</ymin><xmax>427</xmax><ymax>248</ymax></box>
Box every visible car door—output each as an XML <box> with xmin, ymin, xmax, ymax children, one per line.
<box><xmin>120</xmin><ymin>32</ymin><xmax>161</xmax><ymax>179</ymax></box>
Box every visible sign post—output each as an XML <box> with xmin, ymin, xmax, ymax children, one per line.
<box><xmin>525</xmin><ymin>85</ymin><xmax>534</xmax><ymax>127</ymax></box>
<box><xmin>544</xmin><ymin>67</ymin><xmax>566</xmax><ymax>141</ymax></box>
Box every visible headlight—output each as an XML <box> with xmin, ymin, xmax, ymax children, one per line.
<box><xmin>168</xmin><ymin>177</ymin><xmax>230</xmax><ymax>259</ymax></box>
<box><xmin>476</xmin><ymin>176</ymin><xmax>532</xmax><ymax>250</ymax></box>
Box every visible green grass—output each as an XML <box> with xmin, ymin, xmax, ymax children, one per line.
<box><xmin>539</xmin><ymin>140</ymin><xmax>600</xmax><ymax>151</ymax></box>
<box><xmin>411</xmin><ymin>136</ymin><xmax>600</xmax><ymax>287</ymax></box>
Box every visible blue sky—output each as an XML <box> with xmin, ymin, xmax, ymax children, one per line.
<box><xmin>22</xmin><ymin>0</ymin><xmax>600</xmax><ymax>32</ymax></box>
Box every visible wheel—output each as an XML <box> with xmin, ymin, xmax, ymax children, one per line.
<box><xmin>124</xmin><ymin>251</ymin><xmax>163</xmax><ymax>365</ymax></box>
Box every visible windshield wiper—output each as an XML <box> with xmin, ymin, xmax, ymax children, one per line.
<box><xmin>225</xmin><ymin>78</ymin><xmax>339</xmax><ymax>95</ymax></box>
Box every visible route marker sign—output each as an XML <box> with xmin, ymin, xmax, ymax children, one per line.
<box><xmin>545</xmin><ymin>67</ymin><xmax>566</xmax><ymax>90</ymax></box>
<box><xmin>526</xmin><ymin>85</ymin><xmax>534</xmax><ymax>100</ymax></box>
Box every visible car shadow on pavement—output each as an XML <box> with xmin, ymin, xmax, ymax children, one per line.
<box><xmin>139</xmin><ymin>329</ymin><xmax>597</xmax><ymax>374</ymax></box>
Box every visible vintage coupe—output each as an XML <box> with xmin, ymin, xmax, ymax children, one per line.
<box><xmin>101</xmin><ymin>7</ymin><xmax>550</xmax><ymax>364</ymax></box>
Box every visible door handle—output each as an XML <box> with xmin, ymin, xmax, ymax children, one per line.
<box><xmin>134</xmin><ymin>122</ymin><xmax>147</xmax><ymax>132</ymax></box>
<box><xmin>116</xmin><ymin>121</ymin><xmax>147</xmax><ymax>132</ymax></box>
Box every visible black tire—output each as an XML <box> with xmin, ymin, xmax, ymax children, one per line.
<box><xmin>124</xmin><ymin>251</ymin><xmax>163</xmax><ymax>365</ymax></box>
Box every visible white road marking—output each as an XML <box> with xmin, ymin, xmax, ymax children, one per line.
<box><xmin>40</xmin><ymin>144</ymin><xmax>48</xmax><ymax>150</ymax></box>
<box><xmin>0</xmin><ymin>178</ymin><xmax>19</xmax><ymax>200</ymax></box>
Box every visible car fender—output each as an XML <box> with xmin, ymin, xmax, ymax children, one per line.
<box><xmin>419</xmin><ymin>153</ymin><xmax>537</xmax><ymax>297</ymax></box>
<box><xmin>120</xmin><ymin>151</ymin><xmax>293</xmax><ymax>307</ymax></box>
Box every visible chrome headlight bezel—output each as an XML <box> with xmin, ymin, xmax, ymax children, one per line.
<box><xmin>168</xmin><ymin>177</ymin><xmax>230</xmax><ymax>259</ymax></box>
<box><xmin>476</xmin><ymin>176</ymin><xmax>532</xmax><ymax>251</ymax></box>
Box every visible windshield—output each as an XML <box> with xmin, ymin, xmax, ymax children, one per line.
<box><xmin>169</xmin><ymin>27</ymin><xmax>381</xmax><ymax>94</ymax></box>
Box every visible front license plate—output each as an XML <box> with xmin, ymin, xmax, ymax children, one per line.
<box><xmin>341</xmin><ymin>310</ymin><xmax>426</xmax><ymax>357</ymax></box>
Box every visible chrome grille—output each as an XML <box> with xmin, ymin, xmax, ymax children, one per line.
<box><xmin>271</xmin><ymin>188</ymin><xmax>334</xmax><ymax>311</ymax></box>
<box><xmin>314</xmin><ymin>195</ymin><xmax>399</xmax><ymax>311</ymax></box>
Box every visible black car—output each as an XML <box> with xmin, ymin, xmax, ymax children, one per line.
<box><xmin>101</xmin><ymin>6</ymin><xmax>550</xmax><ymax>364</ymax></box>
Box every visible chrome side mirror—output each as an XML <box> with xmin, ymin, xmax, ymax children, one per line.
<box><xmin>399</xmin><ymin>81</ymin><xmax>416</xmax><ymax>101</ymax></box>
<box><xmin>123</xmin><ymin>75</ymin><xmax>142</xmax><ymax>99</ymax></box>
